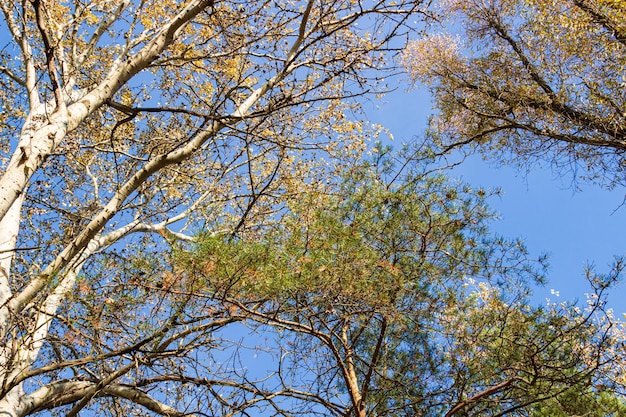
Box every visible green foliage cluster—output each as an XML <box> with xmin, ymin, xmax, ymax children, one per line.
<box><xmin>531</xmin><ymin>389</ymin><xmax>626</xmax><ymax>417</ymax></box>
<box><xmin>171</xmin><ymin>154</ymin><xmax>623</xmax><ymax>416</ymax></box>
<box><xmin>177</xmin><ymin>161</ymin><xmax>508</xmax><ymax>307</ymax></box>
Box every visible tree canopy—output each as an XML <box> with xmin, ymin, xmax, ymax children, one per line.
<box><xmin>176</xmin><ymin>153</ymin><xmax>625</xmax><ymax>416</ymax></box>
<box><xmin>0</xmin><ymin>0</ymin><xmax>625</xmax><ymax>416</ymax></box>
<box><xmin>403</xmin><ymin>0</ymin><xmax>626</xmax><ymax>187</ymax></box>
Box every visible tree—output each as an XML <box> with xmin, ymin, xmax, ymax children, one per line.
<box><xmin>530</xmin><ymin>389</ymin><xmax>626</xmax><ymax>417</ymax></box>
<box><xmin>0</xmin><ymin>1</ymin><xmax>429</xmax><ymax>415</ymax></box>
<box><xmin>178</xmin><ymin>151</ymin><xmax>626</xmax><ymax>416</ymax></box>
<box><xmin>402</xmin><ymin>0</ymin><xmax>626</xmax><ymax>188</ymax></box>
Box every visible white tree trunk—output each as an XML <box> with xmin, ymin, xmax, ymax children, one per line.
<box><xmin>0</xmin><ymin>195</ymin><xmax>24</xmax><ymax>417</ymax></box>
<box><xmin>0</xmin><ymin>194</ymin><xmax>22</xmax><ymax>307</ymax></box>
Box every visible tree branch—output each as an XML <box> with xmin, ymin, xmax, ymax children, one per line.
<box><xmin>21</xmin><ymin>381</ymin><xmax>193</xmax><ymax>417</ymax></box>
<box><xmin>573</xmin><ymin>0</ymin><xmax>626</xmax><ymax>47</ymax></box>
<box><xmin>444</xmin><ymin>378</ymin><xmax>519</xmax><ymax>417</ymax></box>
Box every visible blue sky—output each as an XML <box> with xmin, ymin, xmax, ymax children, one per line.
<box><xmin>370</xmin><ymin>86</ymin><xmax>626</xmax><ymax>315</ymax></box>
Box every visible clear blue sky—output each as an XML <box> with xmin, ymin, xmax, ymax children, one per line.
<box><xmin>369</xmin><ymin>86</ymin><xmax>626</xmax><ymax>315</ymax></box>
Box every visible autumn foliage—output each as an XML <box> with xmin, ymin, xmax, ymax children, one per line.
<box><xmin>403</xmin><ymin>0</ymin><xmax>626</xmax><ymax>187</ymax></box>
